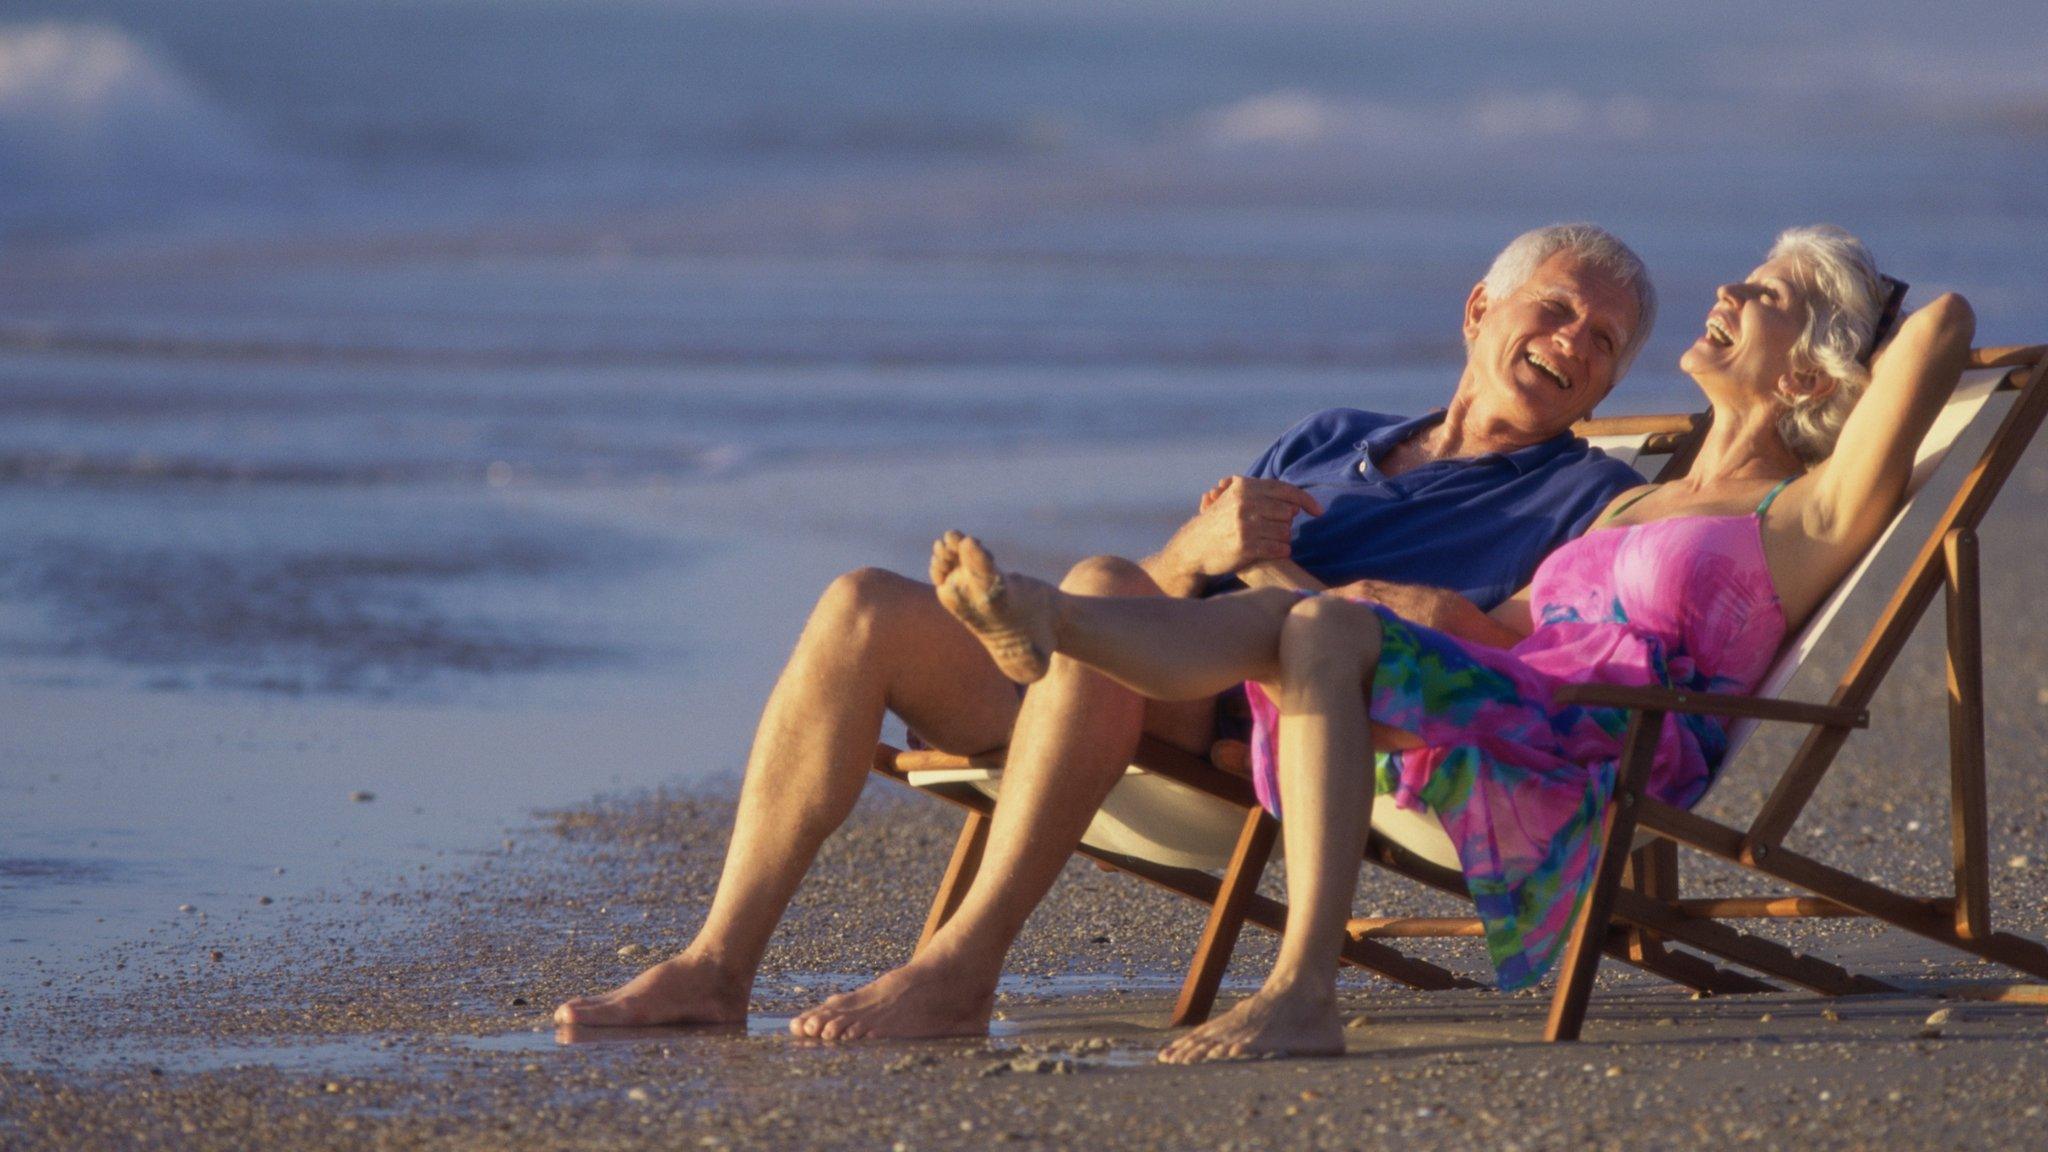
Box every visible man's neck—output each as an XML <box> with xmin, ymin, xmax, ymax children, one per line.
<box><xmin>1381</xmin><ymin>390</ymin><xmax>1554</xmax><ymax>477</ymax></box>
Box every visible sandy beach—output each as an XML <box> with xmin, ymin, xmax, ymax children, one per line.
<box><xmin>7</xmin><ymin>433</ymin><xmax>2048</xmax><ymax>1151</ymax></box>
<box><xmin>8</xmin><ymin>4</ymin><xmax>2048</xmax><ymax>1147</ymax></box>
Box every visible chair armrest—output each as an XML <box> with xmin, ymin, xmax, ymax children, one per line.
<box><xmin>1552</xmin><ymin>684</ymin><xmax>1868</xmax><ymax>729</ymax></box>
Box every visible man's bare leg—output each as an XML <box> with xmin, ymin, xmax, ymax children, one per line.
<box><xmin>790</xmin><ymin>537</ymin><xmax>1286</xmax><ymax>1041</ymax></box>
<box><xmin>790</xmin><ymin>554</ymin><xmax>1222</xmax><ymax>1040</ymax></box>
<box><xmin>554</xmin><ymin>567</ymin><xmax>1026</xmax><ymax>1027</ymax></box>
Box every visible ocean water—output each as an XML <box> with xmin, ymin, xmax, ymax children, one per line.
<box><xmin>3</xmin><ymin>1</ymin><xmax>2047</xmax><ymax>992</ymax></box>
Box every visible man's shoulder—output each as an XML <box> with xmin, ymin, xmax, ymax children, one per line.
<box><xmin>1267</xmin><ymin>407</ymin><xmax>1405</xmax><ymax>445</ymax></box>
<box><xmin>1542</xmin><ymin>437</ymin><xmax>1649</xmax><ymax>488</ymax></box>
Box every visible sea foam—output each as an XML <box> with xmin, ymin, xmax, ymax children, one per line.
<box><xmin>0</xmin><ymin>22</ymin><xmax>277</xmax><ymax>227</ymax></box>
<box><xmin>1197</xmin><ymin>89</ymin><xmax>1658</xmax><ymax>151</ymax></box>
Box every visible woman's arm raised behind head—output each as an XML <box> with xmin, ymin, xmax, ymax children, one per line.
<box><xmin>1800</xmin><ymin>292</ymin><xmax>1974</xmax><ymax>546</ymax></box>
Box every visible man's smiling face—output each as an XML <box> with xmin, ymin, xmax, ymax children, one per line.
<box><xmin>1461</xmin><ymin>251</ymin><xmax>1640</xmax><ymax>438</ymax></box>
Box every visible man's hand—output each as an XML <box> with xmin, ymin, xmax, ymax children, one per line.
<box><xmin>1327</xmin><ymin>577</ymin><xmax>1458</xmax><ymax>630</ymax></box>
<box><xmin>1146</xmin><ymin>476</ymin><xmax>1323</xmax><ymax>595</ymax></box>
<box><xmin>1327</xmin><ymin>578</ymin><xmax>1528</xmax><ymax>648</ymax></box>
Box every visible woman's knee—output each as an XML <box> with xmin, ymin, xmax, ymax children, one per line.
<box><xmin>1058</xmin><ymin>554</ymin><xmax>1159</xmax><ymax>596</ymax></box>
<box><xmin>1278</xmin><ymin>594</ymin><xmax>1382</xmax><ymax>678</ymax></box>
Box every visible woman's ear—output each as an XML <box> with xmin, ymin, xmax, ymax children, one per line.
<box><xmin>1777</xmin><ymin>370</ymin><xmax>1838</xmax><ymax>409</ymax></box>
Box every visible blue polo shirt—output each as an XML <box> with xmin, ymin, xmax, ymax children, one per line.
<box><xmin>1244</xmin><ymin>409</ymin><xmax>1642</xmax><ymax>609</ymax></box>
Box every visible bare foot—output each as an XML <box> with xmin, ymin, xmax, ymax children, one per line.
<box><xmin>788</xmin><ymin>957</ymin><xmax>996</xmax><ymax>1041</ymax></box>
<box><xmin>929</xmin><ymin>531</ymin><xmax>1058</xmax><ymax>684</ymax></box>
<box><xmin>552</xmin><ymin>952</ymin><xmax>749</xmax><ymax>1028</ymax></box>
<box><xmin>1156</xmin><ymin>988</ymin><xmax>1345</xmax><ymax>1064</ymax></box>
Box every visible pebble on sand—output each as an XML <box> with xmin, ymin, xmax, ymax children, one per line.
<box><xmin>2010</xmin><ymin>854</ymin><xmax>2031</xmax><ymax>870</ymax></box>
<box><xmin>350</xmin><ymin>791</ymin><xmax>376</xmax><ymax>803</ymax></box>
<box><xmin>616</xmin><ymin>943</ymin><xmax>648</xmax><ymax>959</ymax></box>
<box><xmin>626</xmin><ymin>1087</ymin><xmax>650</xmax><ymax>1103</ymax></box>
<box><xmin>178</xmin><ymin>904</ymin><xmax>196</xmax><ymax>913</ymax></box>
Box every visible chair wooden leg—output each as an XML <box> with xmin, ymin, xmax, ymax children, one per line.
<box><xmin>1623</xmin><ymin>839</ymin><xmax>1677</xmax><ymax>965</ymax></box>
<box><xmin>1171</xmin><ymin>807</ymin><xmax>1279</xmax><ymax>1026</ymax></box>
<box><xmin>1613</xmin><ymin>838</ymin><xmax>1775</xmax><ymax>995</ymax></box>
<box><xmin>1545</xmin><ymin>709</ymin><xmax>1663</xmax><ymax>1042</ymax></box>
<box><xmin>918</xmin><ymin>809</ymin><xmax>990</xmax><ymax>951</ymax></box>
<box><xmin>1945</xmin><ymin>528</ymin><xmax>1991</xmax><ymax>941</ymax></box>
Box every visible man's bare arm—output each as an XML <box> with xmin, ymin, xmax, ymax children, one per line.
<box><xmin>1141</xmin><ymin>476</ymin><xmax>1323</xmax><ymax>598</ymax></box>
<box><xmin>1238</xmin><ymin>559</ymin><xmax>1326</xmax><ymax>593</ymax></box>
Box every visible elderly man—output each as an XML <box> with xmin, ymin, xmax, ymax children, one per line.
<box><xmin>556</xmin><ymin>223</ymin><xmax>1656</xmax><ymax>1039</ymax></box>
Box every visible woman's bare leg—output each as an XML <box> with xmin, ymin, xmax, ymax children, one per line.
<box><xmin>932</xmin><ymin>531</ymin><xmax>1297</xmax><ymax>697</ymax></box>
<box><xmin>553</xmin><ymin>567</ymin><xmax>1024</xmax><ymax>1027</ymax></box>
<box><xmin>1160</xmin><ymin>595</ymin><xmax>1381</xmax><ymax>1064</ymax></box>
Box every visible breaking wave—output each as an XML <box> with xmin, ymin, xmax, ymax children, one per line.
<box><xmin>0</xmin><ymin>21</ymin><xmax>283</xmax><ymax>230</ymax></box>
<box><xmin>1196</xmin><ymin>89</ymin><xmax>1657</xmax><ymax>151</ymax></box>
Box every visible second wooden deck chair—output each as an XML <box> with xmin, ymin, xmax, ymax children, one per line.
<box><xmin>872</xmin><ymin>347</ymin><xmax>2047</xmax><ymax>1040</ymax></box>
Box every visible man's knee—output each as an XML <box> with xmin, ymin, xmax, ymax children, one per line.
<box><xmin>1059</xmin><ymin>554</ymin><xmax>1160</xmax><ymax>596</ymax></box>
<box><xmin>814</xmin><ymin>566</ymin><xmax>924</xmax><ymax>643</ymax></box>
<box><xmin>1279</xmin><ymin>594</ymin><xmax>1382</xmax><ymax>679</ymax></box>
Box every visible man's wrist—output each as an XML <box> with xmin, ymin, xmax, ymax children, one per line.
<box><xmin>1140</xmin><ymin>547</ymin><xmax>1207</xmax><ymax>598</ymax></box>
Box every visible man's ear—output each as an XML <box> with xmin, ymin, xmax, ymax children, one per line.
<box><xmin>1462</xmin><ymin>281</ymin><xmax>1490</xmax><ymax>342</ymax></box>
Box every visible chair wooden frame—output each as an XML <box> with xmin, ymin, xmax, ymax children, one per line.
<box><xmin>871</xmin><ymin>347</ymin><xmax>2047</xmax><ymax>1041</ymax></box>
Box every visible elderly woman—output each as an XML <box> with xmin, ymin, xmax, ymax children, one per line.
<box><xmin>922</xmin><ymin>226</ymin><xmax>1972</xmax><ymax>1063</ymax></box>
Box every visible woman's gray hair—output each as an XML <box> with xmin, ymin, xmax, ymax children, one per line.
<box><xmin>1764</xmin><ymin>224</ymin><xmax>1886</xmax><ymax>464</ymax></box>
<box><xmin>1479</xmin><ymin>223</ymin><xmax>1658</xmax><ymax>376</ymax></box>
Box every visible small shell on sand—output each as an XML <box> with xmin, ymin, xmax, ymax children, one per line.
<box><xmin>616</xmin><ymin>943</ymin><xmax>647</xmax><ymax>959</ymax></box>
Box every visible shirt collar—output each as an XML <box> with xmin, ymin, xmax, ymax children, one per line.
<box><xmin>1364</xmin><ymin>409</ymin><xmax>1579</xmax><ymax>478</ymax></box>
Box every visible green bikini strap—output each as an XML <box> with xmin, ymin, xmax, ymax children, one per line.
<box><xmin>1754</xmin><ymin>477</ymin><xmax>1794</xmax><ymax>520</ymax></box>
<box><xmin>1602</xmin><ymin>485</ymin><xmax>1658</xmax><ymax>521</ymax></box>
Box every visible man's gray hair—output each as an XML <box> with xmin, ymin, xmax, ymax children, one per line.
<box><xmin>1765</xmin><ymin>224</ymin><xmax>1885</xmax><ymax>464</ymax></box>
<box><xmin>1478</xmin><ymin>223</ymin><xmax>1658</xmax><ymax>377</ymax></box>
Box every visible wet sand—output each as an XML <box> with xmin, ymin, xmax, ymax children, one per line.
<box><xmin>5</xmin><ymin>774</ymin><xmax>2048</xmax><ymax>1152</ymax></box>
<box><xmin>6</xmin><ymin>444</ymin><xmax>2048</xmax><ymax>1150</ymax></box>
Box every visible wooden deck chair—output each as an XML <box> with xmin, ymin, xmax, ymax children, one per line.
<box><xmin>1533</xmin><ymin>345</ymin><xmax>2048</xmax><ymax>1038</ymax></box>
<box><xmin>870</xmin><ymin>405</ymin><xmax>1718</xmax><ymax>1011</ymax></box>
<box><xmin>872</xmin><ymin>346</ymin><xmax>2047</xmax><ymax>1040</ymax></box>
